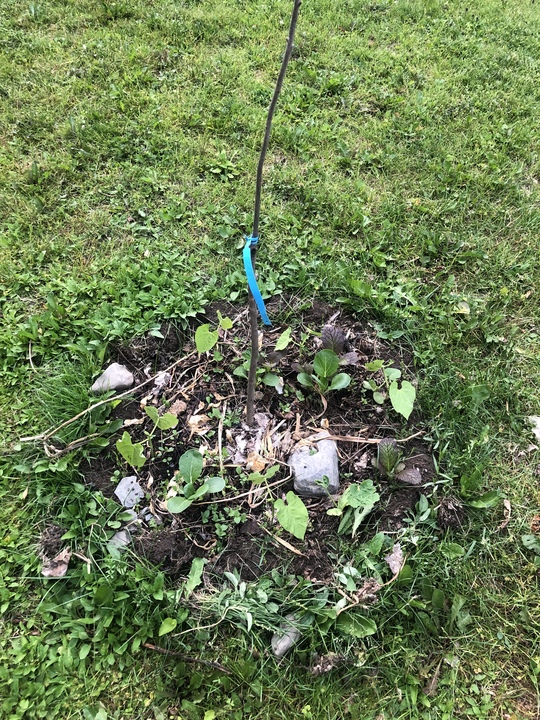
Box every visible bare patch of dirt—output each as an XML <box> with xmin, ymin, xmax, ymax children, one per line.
<box><xmin>77</xmin><ymin>299</ymin><xmax>434</xmax><ymax>580</ymax></box>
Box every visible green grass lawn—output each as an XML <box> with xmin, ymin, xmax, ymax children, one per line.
<box><xmin>1</xmin><ymin>0</ymin><xmax>540</xmax><ymax>717</ymax></box>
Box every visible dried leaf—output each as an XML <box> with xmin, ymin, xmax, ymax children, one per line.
<box><xmin>169</xmin><ymin>400</ymin><xmax>187</xmax><ymax>416</ymax></box>
<box><xmin>124</xmin><ymin>418</ymin><xmax>144</xmax><ymax>427</ymax></box>
<box><xmin>498</xmin><ymin>499</ymin><xmax>512</xmax><ymax>531</ymax></box>
<box><xmin>41</xmin><ymin>548</ymin><xmax>72</xmax><ymax>578</ymax></box>
<box><xmin>246</xmin><ymin>452</ymin><xmax>266</xmax><ymax>473</ymax></box>
<box><xmin>339</xmin><ymin>351</ymin><xmax>360</xmax><ymax>367</ymax></box>
<box><xmin>187</xmin><ymin>414</ymin><xmax>211</xmax><ymax>436</ymax></box>
<box><xmin>384</xmin><ymin>543</ymin><xmax>404</xmax><ymax>575</ymax></box>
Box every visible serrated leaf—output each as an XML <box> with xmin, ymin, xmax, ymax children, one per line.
<box><xmin>167</xmin><ymin>496</ymin><xmax>192</xmax><ymax>514</ymax></box>
<box><xmin>274</xmin><ymin>492</ymin><xmax>308</xmax><ymax>540</ymax></box>
<box><xmin>275</xmin><ymin>327</ymin><xmax>292</xmax><ymax>351</ymax></box>
<box><xmin>338</xmin><ymin>480</ymin><xmax>380</xmax><ymax>511</ymax></box>
<box><xmin>158</xmin><ymin>618</ymin><xmax>177</xmax><ymax>636</ymax></box>
<box><xmin>467</xmin><ymin>490</ymin><xmax>501</xmax><ymax>508</ymax></box>
<box><xmin>157</xmin><ymin>413</ymin><xmax>178</xmax><ymax>430</ymax></box>
<box><xmin>206</xmin><ymin>476</ymin><xmax>226</xmax><ymax>493</ymax></box>
<box><xmin>313</xmin><ymin>349</ymin><xmax>340</xmax><ymax>379</ymax></box>
<box><xmin>329</xmin><ymin>373</ymin><xmax>351</xmax><ymax>391</ymax></box>
<box><xmin>178</xmin><ymin>449</ymin><xmax>203</xmax><ymax>483</ymax></box>
<box><xmin>336</xmin><ymin>611</ymin><xmax>377</xmax><ymax>638</ymax></box>
<box><xmin>389</xmin><ymin>380</ymin><xmax>416</xmax><ymax>420</ymax></box>
<box><xmin>116</xmin><ymin>432</ymin><xmax>146</xmax><ymax>468</ymax></box>
<box><xmin>195</xmin><ymin>324</ymin><xmax>219</xmax><ymax>353</ymax></box>
<box><xmin>185</xmin><ymin>557</ymin><xmax>206</xmax><ymax>597</ymax></box>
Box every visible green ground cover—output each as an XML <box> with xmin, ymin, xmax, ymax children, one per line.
<box><xmin>1</xmin><ymin>0</ymin><xmax>540</xmax><ymax>717</ymax></box>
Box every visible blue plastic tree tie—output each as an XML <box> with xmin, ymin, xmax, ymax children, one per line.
<box><xmin>243</xmin><ymin>236</ymin><xmax>271</xmax><ymax>326</ymax></box>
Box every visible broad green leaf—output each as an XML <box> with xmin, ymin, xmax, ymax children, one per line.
<box><xmin>178</xmin><ymin>449</ymin><xmax>203</xmax><ymax>483</ymax></box>
<box><xmin>157</xmin><ymin>413</ymin><xmax>178</xmax><ymax>430</ymax></box>
<box><xmin>274</xmin><ymin>492</ymin><xmax>309</xmax><ymax>540</ymax></box>
<box><xmin>389</xmin><ymin>380</ymin><xmax>416</xmax><ymax>420</ymax></box>
<box><xmin>217</xmin><ymin>310</ymin><xmax>233</xmax><ymax>330</ymax></box>
<box><xmin>467</xmin><ymin>491</ymin><xmax>501</xmax><ymax>508</ymax></box>
<box><xmin>195</xmin><ymin>324</ymin><xmax>219</xmax><ymax>353</ymax></box>
<box><xmin>440</xmin><ymin>542</ymin><xmax>465</xmax><ymax>560</ymax></box>
<box><xmin>327</xmin><ymin>508</ymin><xmax>343</xmax><ymax>516</ymax></box>
<box><xmin>185</xmin><ymin>557</ymin><xmax>206</xmax><ymax>597</ymax></box>
<box><xmin>338</xmin><ymin>480</ymin><xmax>380</xmax><ymax>511</ymax></box>
<box><xmin>94</xmin><ymin>584</ymin><xmax>114</xmax><ymax>606</ymax></box>
<box><xmin>144</xmin><ymin>405</ymin><xmax>159</xmax><ymax>424</ymax></box>
<box><xmin>206</xmin><ymin>476</ymin><xmax>226</xmax><ymax>493</ymax></box>
<box><xmin>189</xmin><ymin>483</ymin><xmax>210</xmax><ymax>500</ymax></box>
<box><xmin>522</xmin><ymin>535</ymin><xmax>540</xmax><ymax>554</ymax></box>
<box><xmin>167</xmin><ymin>497</ymin><xmax>192</xmax><ymax>514</ymax></box>
<box><xmin>263</xmin><ymin>372</ymin><xmax>281</xmax><ymax>388</ymax></box>
<box><xmin>116</xmin><ymin>432</ymin><xmax>146</xmax><ymax>468</ymax></box>
<box><xmin>329</xmin><ymin>373</ymin><xmax>351</xmax><ymax>391</ymax></box>
<box><xmin>313</xmin><ymin>349</ymin><xmax>340</xmax><ymax>379</ymax></box>
<box><xmin>297</xmin><ymin>372</ymin><xmax>314</xmax><ymax>388</ymax></box>
<box><xmin>373</xmin><ymin>391</ymin><xmax>385</xmax><ymax>404</ymax></box>
<box><xmin>233</xmin><ymin>364</ymin><xmax>248</xmax><ymax>379</ymax></box>
<box><xmin>365</xmin><ymin>360</ymin><xmax>385</xmax><ymax>372</ymax></box>
<box><xmin>158</xmin><ymin>618</ymin><xmax>177</xmax><ymax>636</ymax></box>
<box><xmin>366</xmin><ymin>532</ymin><xmax>386</xmax><ymax>556</ymax></box>
<box><xmin>275</xmin><ymin>327</ymin><xmax>292</xmax><ymax>351</ymax></box>
<box><xmin>459</xmin><ymin>469</ymin><xmax>483</xmax><ymax>496</ymax></box>
<box><xmin>336</xmin><ymin>611</ymin><xmax>377</xmax><ymax>638</ymax></box>
<box><xmin>431</xmin><ymin>588</ymin><xmax>446</xmax><ymax>610</ymax></box>
<box><xmin>384</xmin><ymin>367</ymin><xmax>401</xmax><ymax>382</ymax></box>
<box><xmin>79</xmin><ymin>644</ymin><xmax>91</xmax><ymax>660</ymax></box>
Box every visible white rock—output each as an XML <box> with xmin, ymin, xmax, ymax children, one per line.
<box><xmin>528</xmin><ymin>416</ymin><xmax>540</xmax><ymax>442</ymax></box>
<box><xmin>90</xmin><ymin>363</ymin><xmax>134</xmax><ymax>393</ymax></box>
<box><xmin>288</xmin><ymin>431</ymin><xmax>339</xmax><ymax>497</ymax></box>
<box><xmin>114</xmin><ymin>476</ymin><xmax>145</xmax><ymax>508</ymax></box>
<box><xmin>107</xmin><ymin>530</ymin><xmax>132</xmax><ymax>552</ymax></box>
<box><xmin>271</xmin><ymin>614</ymin><xmax>302</xmax><ymax>658</ymax></box>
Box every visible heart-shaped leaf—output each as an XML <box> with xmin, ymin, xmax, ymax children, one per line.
<box><xmin>195</xmin><ymin>324</ymin><xmax>219</xmax><ymax>354</ymax></box>
<box><xmin>157</xmin><ymin>413</ymin><xmax>178</xmax><ymax>430</ymax></box>
<box><xmin>116</xmin><ymin>432</ymin><xmax>146</xmax><ymax>468</ymax></box>
<box><xmin>389</xmin><ymin>380</ymin><xmax>416</xmax><ymax>420</ymax></box>
<box><xmin>274</xmin><ymin>492</ymin><xmax>308</xmax><ymax>540</ymax></box>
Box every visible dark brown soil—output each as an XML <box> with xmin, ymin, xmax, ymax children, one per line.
<box><xmin>40</xmin><ymin>524</ymin><xmax>66</xmax><ymax>557</ymax></box>
<box><xmin>77</xmin><ymin>299</ymin><xmax>435</xmax><ymax>582</ymax></box>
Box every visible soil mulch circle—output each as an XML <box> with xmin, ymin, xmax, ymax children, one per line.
<box><xmin>79</xmin><ymin>298</ymin><xmax>438</xmax><ymax>582</ymax></box>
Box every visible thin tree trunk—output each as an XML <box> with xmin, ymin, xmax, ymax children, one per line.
<box><xmin>246</xmin><ymin>0</ymin><xmax>302</xmax><ymax>426</ymax></box>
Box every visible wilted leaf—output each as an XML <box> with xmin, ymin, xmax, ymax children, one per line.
<box><xmin>169</xmin><ymin>400</ymin><xmax>187</xmax><ymax>416</ymax></box>
<box><xmin>187</xmin><ymin>414</ymin><xmax>211</xmax><ymax>436</ymax></box>
<box><xmin>274</xmin><ymin>492</ymin><xmax>309</xmax><ymax>540</ymax></box>
<box><xmin>384</xmin><ymin>543</ymin><xmax>404</xmax><ymax>574</ymax></box>
<box><xmin>389</xmin><ymin>380</ymin><xmax>416</xmax><ymax>420</ymax></box>
<box><xmin>41</xmin><ymin>548</ymin><xmax>72</xmax><ymax>578</ymax></box>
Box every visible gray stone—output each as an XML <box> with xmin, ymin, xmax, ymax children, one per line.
<box><xmin>90</xmin><ymin>363</ymin><xmax>134</xmax><ymax>393</ymax></box>
<box><xmin>396</xmin><ymin>466</ymin><xmax>422</xmax><ymax>485</ymax></box>
<box><xmin>139</xmin><ymin>507</ymin><xmax>162</xmax><ymax>526</ymax></box>
<box><xmin>114</xmin><ymin>476</ymin><xmax>145</xmax><ymax>508</ymax></box>
<box><xmin>107</xmin><ymin>529</ymin><xmax>132</xmax><ymax>552</ymax></box>
<box><xmin>288</xmin><ymin>431</ymin><xmax>339</xmax><ymax>497</ymax></box>
<box><xmin>271</xmin><ymin>614</ymin><xmax>302</xmax><ymax>658</ymax></box>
